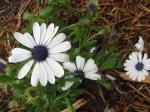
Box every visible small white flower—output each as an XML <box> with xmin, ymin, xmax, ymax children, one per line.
<box><xmin>135</xmin><ymin>36</ymin><xmax>144</xmax><ymax>52</ymax></box>
<box><xmin>90</xmin><ymin>47</ymin><xmax>96</xmax><ymax>53</ymax></box>
<box><xmin>124</xmin><ymin>52</ymin><xmax>150</xmax><ymax>81</ymax></box>
<box><xmin>63</xmin><ymin>56</ymin><xmax>101</xmax><ymax>80</ymax></box>
<box><xmin>9</xmin><ymin>22</ymin><xmax>71</xmax><ymax>86</ymax></box>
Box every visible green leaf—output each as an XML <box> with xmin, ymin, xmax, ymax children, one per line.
<box><xmin>115</xmin><ymin>62</ymin><xmax>124</xmax><ymax>69</ymax></box>
<box><xmin>23</xmin><ymin>12</ymin><xmax>34</xmax><ymax>20</ymax></box>
<box><xmin>100</xmin><ymin>57</ymin><xmax>117</xmax><ymax>70</ymax></box>
<box><xmin>73</xmin><ymin>48</ymin><xmax>80</xmax><ymax>56</ymax></box>
<box><xmin>39</xmin><ymin>7</ymin><xmax>52</xmax><ymax>17</ymax></box>
<box><xmin>8</xmin><ymin>100</ymin><xmax>18</xmax><ymax>109</ymax></box>
<box><xmin>65</xmin><ymin>98</ymin><xmax>76</xmax><ymax>112</ymax></box>
<box><xmin>5</xmin><ymin>65</ymin><xmax>18</xmax><ymax>78</ymax></box>
<box><xmin>0</xmin><ymin>74</ymin><xmax>12</xmax><ymax>83</ymax></box>
<box><xmin>100</xmin><ymin>78</ymin><xmax>113</xmax><ymax>89</ymax></box>
<box><xmin>101</xmin><ymin>81</ymin><xmax>112</xmax><ymax>89</ymax></box>
<box><xmin>23</xmin><ymin>23</ymin><xmax>33</xmax><ymax>33</ymax></box>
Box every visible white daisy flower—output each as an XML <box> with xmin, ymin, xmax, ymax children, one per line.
<box><xmin>63</xmin><ymin>56</ymin><xmax>101</xmax><ymax>80</ymax></box>
<box><xmin>135</xmin><ymin>36</ymin><xmax>144</xmax><ymax>52</ymax></box>
<box><xmin>124</xmin><ymin>52</ymin><xmax>150</xmax><ymax>81</ymax></box>
<box><xmin>8</xmin><ymin>22</ymin><xmax>71</xmax><ymax>86</ymax></box>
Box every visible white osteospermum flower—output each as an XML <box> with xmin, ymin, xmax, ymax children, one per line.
<box><xmin>63</xmin><ymin>56</ymin><xmax>101</xmax><ymax>80</ymax></box>
<box><xmin>135</xmin><ymin>36</ymin><xmax>144</xmax><ymax>52</ymax></box>
<box><xmin>124</xmin><ymin>52</ymin><xmax>150</xmax><ymax>81</ymax></box>
<box><xmin>9</xmin><ymin>22</ymin><xmax>71</xmax><ymax>86</ymax></box>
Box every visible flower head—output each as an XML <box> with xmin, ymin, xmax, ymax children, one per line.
<box><xmin>9</xmin><ymin>22</ymin><xmax>71</xmax><ymax>86</ymax></box>
<box><xmin>124</xmin><ymin>52</ymin><xmax>150</xmax><ymax>81</ymax></box>
<box><xmin>63</xmin><ymin>56</ymin><xmax>101</xmax><ymax>80</ymax></box>
<box><xmin>135</xmin><ymin>36</ymin><xmax>144</xmax><ymax>52</ymax></box>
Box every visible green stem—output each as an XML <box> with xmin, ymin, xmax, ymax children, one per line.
<box><xmin>60</xmin><ymin>23</ymin><xmax>79</xmax><ymax>32</ymax></box>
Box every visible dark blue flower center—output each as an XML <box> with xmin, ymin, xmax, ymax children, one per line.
<box><xmin>135</xmin><ymin>62</ymin><xmax>143</xmax><ymax>71</ymax></box>
<box><xmin>31</xmin><ymin>45</ymin><xmax>48</xmax><ymax>62</ymax></box>
<box><xmin>75</xmin><ymin>70</ymin><xmax>85</xmax><ymax>78</ymax></box>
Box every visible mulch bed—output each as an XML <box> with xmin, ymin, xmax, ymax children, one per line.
<box><xmin>0</xmin><ymin>0</ymin><xmax>150</xmax><ymax>111</ymax></box>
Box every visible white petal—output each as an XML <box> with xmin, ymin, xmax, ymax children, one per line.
<box><xmin>61</xmin><ymin>81</ymin><xmax>74</xmax><ymax>91</ymax></box>
<box><xmin>40</xmin><ymin>23</ymin><xmax>46</xmax><ymax>45</ymax></box>
<box><xmin>130</xmin><ymin>52</ymin><xmax>138</xmax><ymax>62</ymax></box>
<box><xmin>133</xmin><ymin>71</ymin><xmax>139</xmax><ymax>80</ymax></box>
<box><xmin>39</xmin><ymin>62</ymin><xmax>47</xmax><ymax>86</ymax></box>
<box><xmin>49</xmin><ymin>53</ymin><xmax>69</xmax><ymax>62</ymax></box>
<box><xmin>63</xmin><ymin>62</ymin><xmax>77</xmax><ymax>72</ymax></box>
<box><xmin>141</xmin><ymin>74</ymin><xmax>145</xmax><ymax>81</ymax></box>
<box><xmin>138</xmin><ymin>36</ymin><xmax>144</xmax><ymax>45</ymax></box>
<box><xmin>18</xmin><ymin>60</ymin><xmax>34</xmax><ymax>79</ymax></box>
<box><xmin>85</xmin><ymin>73</ymin><xmax>101</xmax><ymax>80</ymax></box>
<box><xmin>142</xmin><ymin>53</ymin><xmax>148</xmax><ymax>62</ymax></box>
<box><xmin>24</xmin><ymin>32</ymin><xmax>36</xmax><ymax>46</ymax></box>
<box><xmin>124</xmin><ymin>60</ymin><xmax>134</xmax><ymax>68</ymax></box>
<box><xmin>76</xmin><ymin>56</ymin><xmax>85</xmax><ymax>70</ymax></box>
<box><xmin>124</xmin><ymin>59</ymin><xmax>136</xmax><ymax>67</ymax></box>
<box><xmin>47</xmin><ymin>33</ymin><xmax>66</xmax><ymax>48</ymax></box>
<box><xmin>49</xmin><ymin>41</ymin><xmax>71</xmax><ymax>54</ymax></box>
<box><xmin>128</xmin><ymin>72</ymin><xmax>137</xmax><ymax>80</ymax></box>
<box><xmin>129</xmin><ymin>53</ymin><xmax>137</xmax><ymax>62</ymax></box>
<box><xmin>31</xmin><ymin>62</ymin><xmax>39</xmax><ymax>86</ymax></box>
<box><xmin>144</xmin><ymin>59</ymin><xmax>150</xmax><ymax>70</ymax></box>
<box><xmin>135</xmin><ymin>36</ymin><xmax>144</xmax><ymax>51</ymax></box>
<box><xmin>138</xmin><ymin>52</ymin><xmax>142</xmax><ymax>62</ymax></box>
<box><xmin>127</xmin><ymin>70</ymin><xmax>137</xmax><ymax>80</ymax></box>
<box><xmin>14</xmin><ymin>32</ymin><xmax>34</xmax><ymax>48</ymax></box>
<box><xmin>46</xmin><ymin>26</ymin><xmax>59</xmax><ymax>46</ymax></box>
<box><xmin>140</xmin><ymin>71</ymin><xmax>146</xmax><ymax>81</ymax></box>
<box><xmin>137</xmin><ymin>71</ymin><xmax>143</xmax><ymax>81</ymax></box>
<box><xmin>135</xmin><ymin>44</ymin><xmax>144</xmax><ymax>52</ymax></box>
<box><xmin>9</xmin><ymin>54</ymin><xmax>31</xmax><ymax>63</ymax></box>
<box><xmin>47</xmin><ymin>58</ymin><xmax>64</xmax><ymax>77</ymax></box>
<box><xmin>43</xmin><ymin>61</ymin><xmax>55</xmax><ymax>84</ymax></box>
<box><xmin>124</xmin><ymin>66</ymin><xmax>135</xmax><ymax>72</ymax></box>
<box><xmin>43</xmin><ymin>23</ymin><xmax>54</xmax><ymax>45</ymax></box>
<box><xmin>11</xmin><ymin>48</ymin><xmax>31</xmax><ymax>55</ymax></box>
<box><xmin>142</xmin><ymin>69</ymin><xmax>149</xmax><ymax>76</ymax></box>
<box><xmin>33</xmin><ymin>22</ymin><xmax>41</xmax><ymax>44</ymax></box>
<box><xmin>83</xmin><ymin>59</ymin><xmax>98</xmax><ymax>73</ymax></box>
